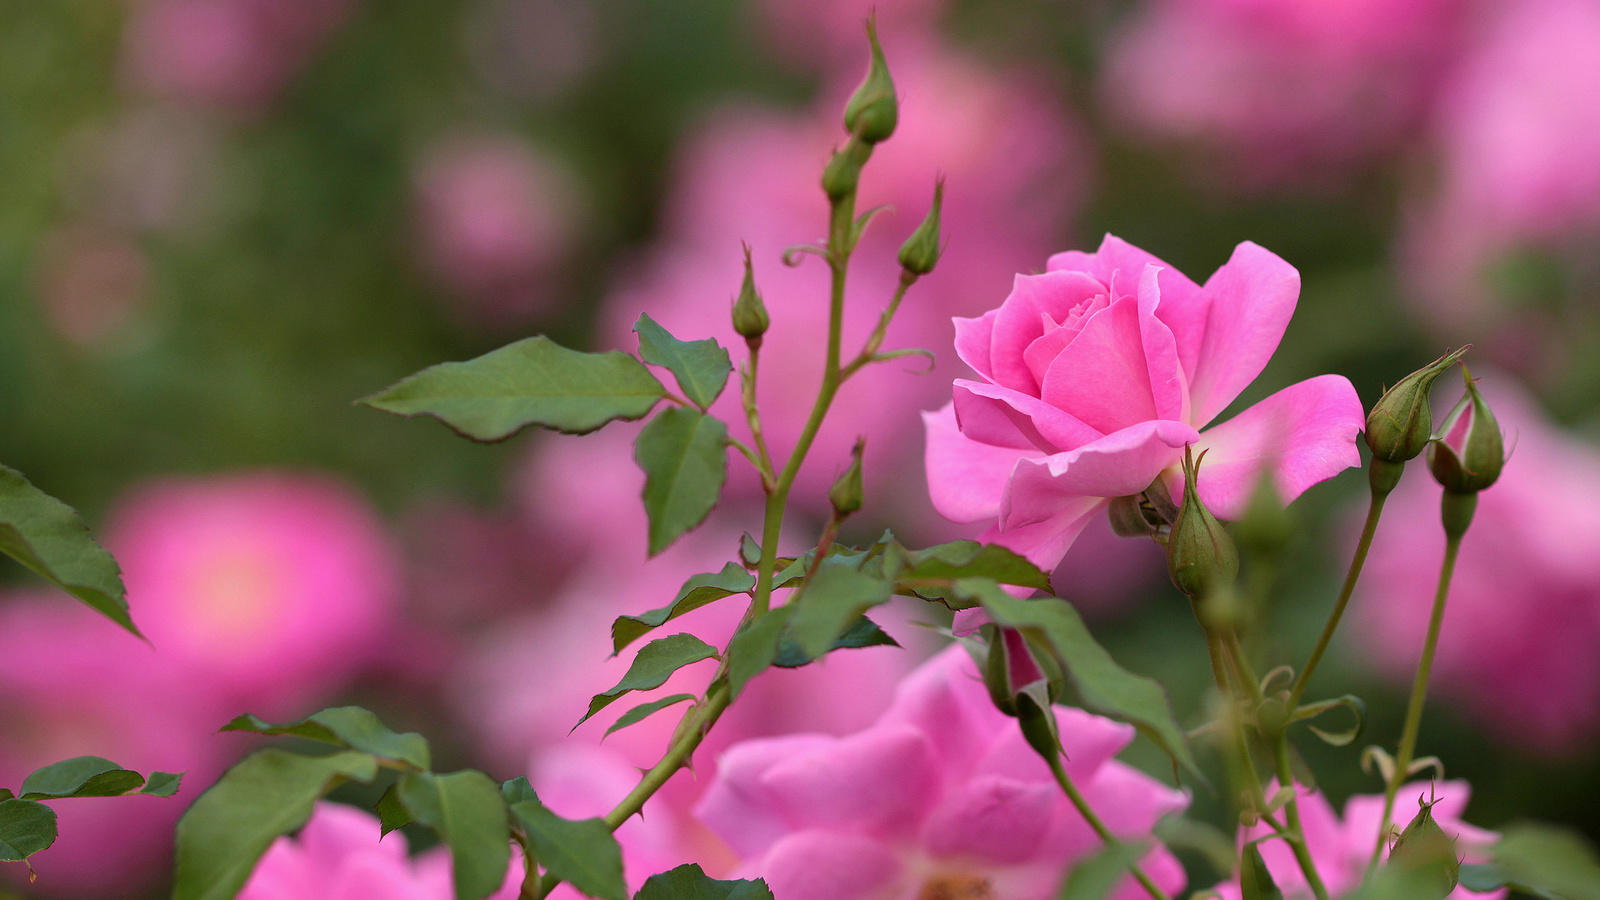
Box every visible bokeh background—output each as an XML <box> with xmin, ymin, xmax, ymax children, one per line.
<box><xmin>4</xmin><ymin>0</ymin><xmax>1600</xmax><ymax>896</ymax></box>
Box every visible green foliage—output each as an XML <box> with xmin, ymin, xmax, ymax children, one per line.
<box><xmin>634</xmin><ymin>864</ymin><xmax>774</xmax><ymax>900</ymax></box>
<box><xmin>509</xmin><ymin>799</ymin><xmax>627</xmax><ymax>900</ymax></box>
<box><xmin>1239</xmin><ymin>841</ymin><xmax>1284</xmax><ymax>900</ymax></box>
<box><xmin>1058</xmin><ymin>841</ymin><xmax>1148</xmax><ymax>900</ymax></box>
<box><xmin>612</xmin><ymin>563</ymin><xmax>754</xmax><ymax>653</ymax></box>
<box><xmin>360</xmin><ymin>336</ymin><xmax>667</xmax><ymax>441</ymax></box>
<box><xmin>0</xmin><ymin>799</ymin><xmax>55</xmax><ymax>863</ymax></box>
<box><xmin>18</xmin><ymin>756</ymin><xmax>179</xmax><ymax>799</ymax></box>
<box><xmin>1456</xmin><ymin>822</ymin><xmax>1600</xmax><ymax>899</ymax></box>
<box><xmin>787</xmin><ymin>560</ymin><xmax>896</xmax><ymax>660</ymax></box>
<box><xmin>633</xmin><ymin>314</ymin><xmax>732</xmax><ymax>410</ymax></box>
<box><xmin>222</xmin><ymin>707</ymin><xmax>432</xmax><ymax>770</ymax></box>
<box><xmin>501</xmin><ymin>777</ymin><xmax>539</xmax><ymax>807</ymax></box>
<box><xmin>580</xmin><ymin>634</ymin><xmax>719</xmax><ymax>726</ymax></box>
<box><xmin>0</xmin><ymin>464</ymin><xmax>136</xmax><ymax>635</ymax></box>
<box><xmin>635</xmin><ymin>408</ymin><xmax>729</xmax><ymax>556</ymax></box>
<box><xmin>171</xmin><ymin>749</ymin><xmax>380</xmax><ymax>900</ymax></box>
<box><xmin>375</xmin><ymin>785</ymin><xmax>412</xmax><ymax>837</ymax></box>
<box><xmin>771</xmin><ymin>614</ymin><xmax>897</xmax><ymax>667</ymax></box>
<box><xmin>725</xmin><ymin>606</ymin><xmax>793</xmax><ymax>699</ymax></box>
<box><xmin>605</xmin><ymin>694</ymin><xmax>698</xmax><ymax>738</ymax></box>
<box><xmin>961</xmin><ymin>578</ymin><xmax>1204</xmax><ymax>785</ymax></box>
<box><xmin>896</xmin><ymin>540</ymin><xmax>1051</xmax><ymax>604</ymax></box>
<box><xmin>1291</xmin><ymin>694</ymin><xmax>1366</xmax><ymax>747</ymax></box>
<box><xmin>395</xmin><ymin>770</ymin><xmax>511</xmax><ymax>900</ymax></box>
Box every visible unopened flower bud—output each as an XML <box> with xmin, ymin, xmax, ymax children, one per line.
<box><xmin>1108</xmin><ymin>494</ymin><xmax>1158</xmax><ymax>538</ymax></box>
<box><xmin>731</xmin><ymin>243</ymin><xmax>769</xmax><ymax>344</ymax></box>
<box><xmin>1366</xmin><ymin>348</ymin><xmax>1468</xmax><ymax>464</ymax></box>
<box><xmin>1390</xmin><ymin>797</ymin><xmax>1460</xmax><ymax>899</ymax></box>
<box><xmin>828</xmin><ymin>438</ymin><xmax>865</xmax><ymax>518</ymax></box>
<box><xmin>898</xmin><ymin>177</ymin><xmax>944</xmax><ymax>276</ymax></box>
<box><xmin>983</xmin><ymin>626</ymin><xmax>1064</xmax><ymax>718</ymax></box>
<box><xmin>1167</xmin><ymin>446</ymin><xmax>1239</xmax><ymax>599</ymax></box>
<box><xmin>821</xmin><ymin>139</ymin><xmax>871</xmax><ymax>202</ymax></box>
<box><xmin>1428</xmin><ymin>365</ymin><xmax>1505</xmax><ymax>496</ymax></box>
<box><xmin>842</xmin><ymin>15</ymin><xmax>897</xmax><ymax>144</ymax></box>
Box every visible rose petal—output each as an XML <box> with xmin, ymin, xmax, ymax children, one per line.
<box><xmin>1039</xmin><ymin>296</ymin><xmax>1163</xmax><ymax>433</ymax></box>
<box><xmin>1136</xmin><ymin>263</ymin><xmax>1190</xmax><ymax>424</ymax></box>
<box><xmin>1185</xmin><ymin>374</ymin><xmax>1364</xmax><ymax>519</ymax></box>
<box><xmin>1049</xmin><ymin>234</ymin><xmax>1209</xmax><ymax>378</ymax></box>
<box><xmin>1004</xmin><ymin>421</ymin><xmax>1197</xmax><ymax>526</ymax></box>
<box><xmin>954</xmin><ymin>379</ymin><xmax>1104</xmax><ymax>452</ymax></box>
<box><xmin>923</xmin><ymin>403</ymin><xmax>1037</xmax><ymax>523</ymax></box>
<box><xmin>755</xmin><ymin>831</ymin><xmax>903</xmax><ymax>900</ymax></box>
<box><xmin>1188</xmin><ymin>241</ymin><xmax>1300</xmax><ymax>427</ymax></box>
<box><xmin>986</xmin><ymin>500</ymin><xmax>1108</xmax><ymax>576</ymax></box>
<box><xmin>990</xmin><ymin>270</ymin><xmax>1110</xmax><ymax>394</ymax></box>
<box><xmin>881</xmin><ymin>645</ymin><xmax>1012</xmax><ymax>770</ymax></box>
<box><xmin>761</xmin><ymin>725</ymin><xmax>940</xmax><ymax>840</ymax></box>
<box><xmin>953</xmin><ymin>310</ymin><xmax>999</xmax><ymax>381</ymax></box>
<box><xmin>694</xmin><ymin>734</ymin><xmax>838</xmax><ymax>858</ymax></box>
<box><xmin>919</xmin><ymin>774</ymin><xmax>1059</xmax><ymax>864</ymax></box>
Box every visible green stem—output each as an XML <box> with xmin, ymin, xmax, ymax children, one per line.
<box><xmin>1367</xmin><ymin>495</ymin><xmax>1470</xmax><ymax>874</ymax></box>
<box><xmin>1220</xmin><ymin>628</ymin><xmax>1330</xmax><ymax>900</ymax></box>
<box><xmin>841</xmin><ymin>273</ymin><xmax>913</xmax><ymax>380</ymax></box>
<box><xmin>1044</xmin><ymin>751</ymin><xmax>1173</xmax><ymax>900</ymax></box>
<box><xmin>742</xmin><ymin>343</ymin><xmax>776</xmax><ymax>489</ymax></box>
<box><xmin>1287</xmin><ymin>476</ymin><xmax>1393</xmax><ymax>712</ymax></box>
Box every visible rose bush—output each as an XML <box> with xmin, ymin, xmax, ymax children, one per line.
<box><xmin>924</xmin><ymin>235</ymin><xmax>1365</xmax><ymax>581</ymax></box>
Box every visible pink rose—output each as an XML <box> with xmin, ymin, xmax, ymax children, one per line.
<box><xmin>924</xmin><ymin>235</ymin><xmax>1365</xmax><ymax>583</ymax></box>
<box><xmin>694</xmin><ymin>645</ymin><xmax>1188</xmax><ymax>900</ymax></box>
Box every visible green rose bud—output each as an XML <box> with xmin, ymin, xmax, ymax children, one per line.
<box><xmin>828</xmin><ymin>438</ymin><xmax>865</xmax><ymax>518</ymax></box>
<box><xmin>842</xmin><ymin>14</ymin><xmax>897</xmax><ymax>144</ymax></box>
<box><xmin>730</xmin><ymin>243</ymin><xmax>769</xmax><ymax>345</ymax></box>
<box><xmin>1365</xmin><ymin>347</ymin><xmax>1469</xmax><ymax>464</ymax></box>
<box><xmin>1167</xmin><ymin>446</ymin><xmax>1239</xmax><ymax>599</ymax></box>
<box><xmin>821</xmin><ymin>138</ymin><xmax>872</xmax><ymax>202</ymax></box>
<box><xmin>1428</xmin><ymin>365</ymin><xmax>1505</xmax><ymax>497</ymax></box>
<box><xmin>897</xmin><ymin>177</ymin><xmax>944</xmax><ymax>277</ymax></box>
<box><xmin>982</xmin><ymin>626</ymin><xmax>1064</xmax><ymax>719</ymax></box>
<box><xmin>1389</xmin><ymin>796</ymin><xmax>1460</xmax><ymax>900</ymax></box>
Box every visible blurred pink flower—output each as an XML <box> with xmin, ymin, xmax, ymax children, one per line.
<box><xmin>1352</xmin><ymin>377</ymin><xmax>1600</xmax><ymax>754</ymax></box>
<box><xmin>923</xmin><ymin>235</ymin><xmax>1364</xmax><ymax>582</ymax></box>
<box><xmin>602</xmin><ymin>40</ymin><xmax>1087</xmax><ymax>531</ymax></box>
<box><xmin>1215</xmin><ymin>780</ymin><xmax>1499</xmax><ymax>900</ymax></box>
<box><xmin>695</xmin><ymin>644</ymin><xmax>1188</xmax><ymax>900</ymax></box>
<box><xmin>240</xmin><ymin>801</ymin><xmax>521</xmax><ymax>900</ymax></box>
<box><xmin>751</xmin><ymin>0</ymin><xmax>947</xmax><ymax>70</ymax></box>
<box><xmin>413</xmin><ymin>132</ymin><xmax>585</xmax><ymax>327</ymax></box>
<box><xmin>106</xmin><ymin>471</ymin><xmax>401</xmax><ymax>717</ymax></box>
<box><xmin>120</xmin><ymin>0</ymin><xmax>356</xmax><ymax>110</ymax></box>
<box><xmin>1102</xmin><ymin>0</ymin><xmax>1466</xmax><ymax>186</ymax></box>
<box><xmin>1401</xmin><ymin>0</ymin><xmax>1600</xmax><ymax>335</ymax></box>
<box><xmin>34</xmin><ymin>222</ymin><xmax>151</xmax><ymax>350</ymax></box>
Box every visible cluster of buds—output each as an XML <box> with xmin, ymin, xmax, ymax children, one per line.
<box><xmin>1428</xmin><ymin>365</ymin><xmax>1506</xmax><ymax>539</ymax></box>
<box><xmin>1363</xmin><ymin>347</ymin><xmax>1468</xmax><ymax>495</ymax></box>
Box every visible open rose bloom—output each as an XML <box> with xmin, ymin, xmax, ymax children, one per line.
<box><xmin>925</xmin><ymin>235</ymin><xmax>1365</xmax><ymax>585</ymax></box>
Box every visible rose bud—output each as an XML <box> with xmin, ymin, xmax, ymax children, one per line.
<box><xmin>821</xmin><ymin>138</ymin><xmax>871</xmax><ymax>202</ymax></box>
<box><xmin>843</xmin><ymin>14</ymin><xmax>897</xmax><ymax>144</ymax></box>
<box><xmin>1366</xmin><ymin>348</ymin><xmax>1469</xmax><ymax>464</ymax></box>
<box><xmin>828</xmin><ymin>437</ymin><xmax>865</xmax><ymax>518</ymax></box>
<box><xmin>897</xmin><ymin>177</ymin><xmax>944</xmax><ymax>277</ymax></box>
<box><xmin>1428</xmin><ymin>366</ymin><xmax>1506</xmax><ymax>497</ymax></box>
<box><xmin>1167</xmin><ymin>446</ymin><xmax>1239</xmax><ymax>599</ymax></box>
<box><xmin>730</xmin><ymin>242</ymin><xmax>769</xmax><ymax>344</ymax></box>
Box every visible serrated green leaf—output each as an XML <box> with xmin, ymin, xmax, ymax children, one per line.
<box><xmin>1291</xmin><ymin>695</ymin><xmax>1366</xmax><ymax>747</ymax></box>
<box><xmin>141</xmin><ymin>771</ymin><xmax>183</xmax><ymax>797</ymax></box>
<box><xmin>579</xmin><ymin>634</ymin><xmax>719</xmax><ymax>727</ymax></box>
<box><xmin>502</xmin><ymin>776</ymin><xmax>538</xmax><ymax>807</ymax></box>
<box><xmin>509</xmin><ymin>800</ymin><xmax>626</xmax><ymax>900</ymax></box>
<box><xmin>635</xmin><ymin>863</ymin><xmax>774</xmax><ymax>900</ymax></box>
<box><xmin>605</xmin><ymin>694</ymin><xmax>698</xmax><ymax>738</ymax></box>
<box><xmin>788</xmin><ymin>562</ymin><xmax>896</xmax><ymax>661</ymax></box>
<box><xmin>633</xmin><ymin>314</ymin><xmax>732</xmax><ymax>410</ymax></box>
<box><xmin>1464</xmin><ymin>822</ymin><xmax>1600</xmax><ymax>900</ymax></box>
<box><xmin>613</xmin><ymin>563</ymin><xmax>754</xmax><ymax>653</ymax></box>
<box><xmin>0</xmin><ymin>790</ymin><xmax>11</xmax><ymax>802</ymax></box>
<box><xmin>171</xmin><ymin>749</ymin><xmax>379</xmax><ymax>900</ymax></box>
<box><xmin>725</xmin><ymin>605</ymin><xmax>792</xmax><ymax>699</ymax></box>
<box><xmin>221</xmin><ymin>706</ymin><xmax>431</xmax><ymax>770</ymax></box>
<box><xmin>635</xmin><ymin>408</ymin><xmax>728</xmax><ymax>556</ymax></box>
<box><xmin>1059</xmin><ymin>841</ymin><xmax>1147</xmax><ymax>900</ymax></box>
<box><xmin>772</xmin><ymin>614</ymin><xmax>899</xmax><ymax>667</ymax></box>
<box><xmin>962</xmin><ymin>578</ymin><xmax>1204</xmax><ymax>786</ymax></box>
<box><xmin>0</xmin><ymin>464</ymin><xmax>136</xmax><ymax>636</ymax></box>
<box><xmin>19</xmin><ymin>757</ymin><xmax>144</xmax><ymax>799</ymax></box>
<box><xmin>0</xmin><ymin>799</ymin><xmax>56</xmax><ymax>862</ymax></box>
<box><xmin>375</xmin><ymin>785</ymin><xmax>412</xmax><ymax>837</ymax></box>
<box><xmin>901</xmin><ymin>541</ymin><xmax>1051</xmax><ymax>597</ymax></box>
<box><xmin>360</xmin><ymin>336</ymin><xmax>666</xmax><ymax>441</ymax></box>
<box><xmin>396</xmin><ymin>770</ymin><xmax>510</xmax><ymax>900</ymax></box>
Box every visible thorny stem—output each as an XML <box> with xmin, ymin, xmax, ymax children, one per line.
<box><xmin>1044</xmin><ymin>750</ymin><xmax>1173</xmax><ymax>900</ymax></box>
<box><xmin>1367</xmin><ymin>518</ymin><xmax>1466</xmax><ymax>875</ymax></box>
<box><xmin>535</xmin><ymin>169</ymin><xmax>885</xmax><ymax>900</ymax></box>
<box><xmin>1288</xmin><ymin>481</ymin><xmax>1392</xmax><ymax>711</ymax></box>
